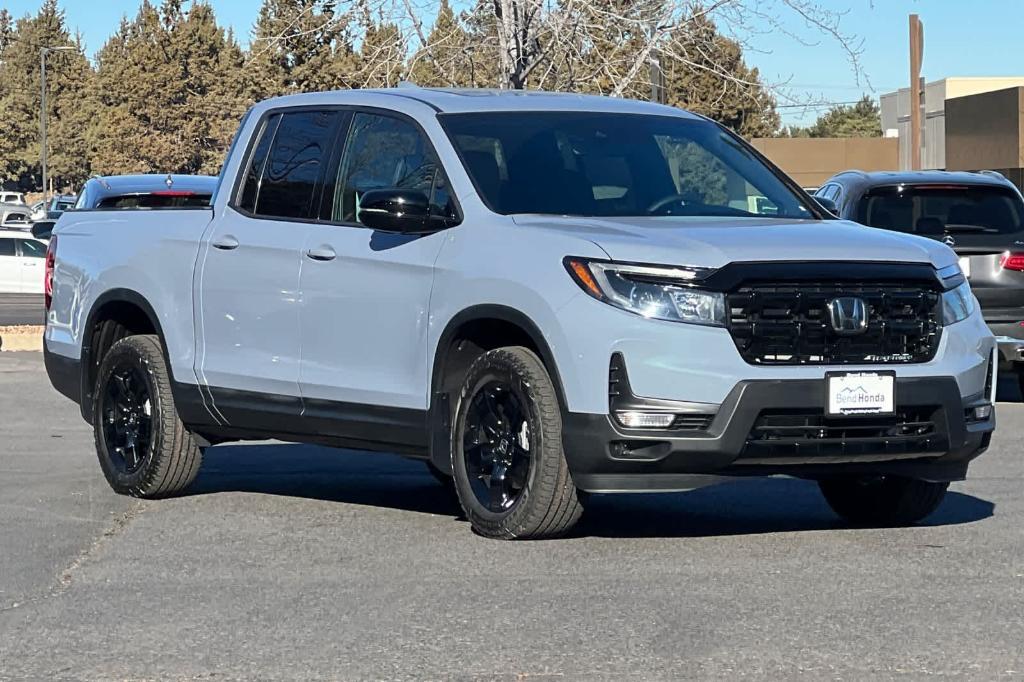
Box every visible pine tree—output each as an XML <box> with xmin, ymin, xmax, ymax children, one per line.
<box><xmin>805</xmin><ymin>95</ymin><xmax>881</xmax><ymax>138</ymax></box>
<box><xmin>0</xmin><ymin>0</ymin><xmax>93</xmax><ymax>191</ymax></box>
<box><xmin>89</xmin><ymin>0</ymin><xmax>248</xmax><ymax>175</ymax></box>
<box><xmin>357</xmin><ymin>19</ymin><xmax>404</xmax><ymax>88</ymax></box>
<box><xmin>246</xmin><ymin>0</ymin><xmax>360</xmax><ymax>97</ymax></box>
<box><xmin>407</xmin><ymin>0</ymin><xmax>477</xmax><ymax>87</ymax></box>
<box><xmin>662</xmin><ymin>15</ymin><xmax>780</xmax><ymax>137</ymax></box>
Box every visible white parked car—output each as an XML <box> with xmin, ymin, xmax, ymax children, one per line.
<box><xmin>0</xmin><ymin>230</ymin><xmax>47</xmax><ymax>293</ymax></box>
<box><xmin>0</xmin><ymin>191</ymin><xmax>26</xmax><ymax>205</ymax></box>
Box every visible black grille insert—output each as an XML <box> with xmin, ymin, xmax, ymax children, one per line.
<box><xmin>740</xmin><ymin>407</ymin><xmax>945</xmax><ymax>461</ymax></box>
<box><xmin>727</xmin><ymin>282</ymin><xmax>942</xmax><ymax>365</ymax></box>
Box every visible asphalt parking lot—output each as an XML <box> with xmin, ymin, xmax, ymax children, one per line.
<box><xmin>0</xmin><ymin>294</ymin><xmax>44</xmax><ymax>327</ymax></box>
<box><xmin>1</xmin><ymin>351</ymin><xmax>1022</xmax><ymax>680</ymax></box>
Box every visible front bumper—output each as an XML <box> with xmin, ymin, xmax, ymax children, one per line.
<box><xmin>562</xmin><ymin>376</ymin><xmax>994</xmax><ymax>493</ymax></box>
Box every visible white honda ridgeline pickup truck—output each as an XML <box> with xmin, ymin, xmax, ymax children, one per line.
<box><xmin>44</xmin><ymin>88</ymin><xmax>997</xmax><ymax>539</ymax></box>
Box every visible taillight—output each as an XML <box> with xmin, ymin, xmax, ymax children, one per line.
<box><xmin>44</xmin><ymin>235</ymin><xmax>57</xmax><ymax>311</ymax></box>
<box><xmin>999</xmin><ymin>251</ymin><xmax>1024</xmax><ymax>272</ymax></box>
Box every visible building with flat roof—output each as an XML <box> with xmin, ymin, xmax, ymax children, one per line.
<box><xmin>880</xmin><ymin>77</ymin><xmax>1024</xmax><ymax>170</ymax></box>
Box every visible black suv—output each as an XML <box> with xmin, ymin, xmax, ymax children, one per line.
<box><xmin>818</xmin><ymin>170</ymin><xmax>1024</xmax><ymax>386</ymax></box>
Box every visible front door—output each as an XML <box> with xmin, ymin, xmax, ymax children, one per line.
<box><xmin>197</xmin><ymin>109</ymin><xmax>343</xmax><ymax>426</ymax></box>
<box><xmin>298</xmin><ymin>110</ymin><xmax>459</xmax><ymax>442</ymax></box>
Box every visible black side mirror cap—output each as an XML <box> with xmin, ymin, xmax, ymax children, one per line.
<box><xmin>814</xmin><ymin>196</ymin><xmax>838</xmax><ymax>216</ymax></box>
<box><xmin>358</xmin><ymin>188</ymin><xmax>448</xmax><ymax>234</ymax></box>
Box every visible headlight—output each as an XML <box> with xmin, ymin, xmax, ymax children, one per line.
<box><xmin>565</xmin><ymin>258</ymin><xmax>726</xmax><ymax>326</ymax></box>
<box><xmin>942</xmin><ymin>280</ymin><xmax>975</xmax><ymax>325</ymax></box>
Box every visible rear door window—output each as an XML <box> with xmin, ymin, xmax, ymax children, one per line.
<box><xmin>0</xmin><ymin>240</ymin><xmax>14</xmax><ymax>257</ymax></box>
<box><xmin>857</xmin><ymin>185</ymin><xmax>1024</xmax><ymax>236</ymax></box>
<box><xmin>18</xmin><ymin>240</ymin><xmax>45</xmax><ymax>258</ymax></box>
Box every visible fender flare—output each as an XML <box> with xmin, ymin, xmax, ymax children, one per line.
<box><xmin>79</xmin><ymin>288</ymin><xmax>170</xmax><ymax>420</ymax></box>
<box><xmin>428</xmin><ymin>304</ymin><xmax>568</xmax><ymax>472</ymax></box>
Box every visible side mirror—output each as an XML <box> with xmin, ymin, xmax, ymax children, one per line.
<box><xmin>358</xmin><ymin>188</ymin><xmax>438</xmax><ymax>234</ymax></box>
<box><xmin>814</xmin><ymin>196</ymin><xmax>838</xmax><ymax>216</ymax></box>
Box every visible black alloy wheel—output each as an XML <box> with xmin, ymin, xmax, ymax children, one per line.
<box><xmin>100</xmin><ymin>364</ymin><xmax>154</xmax><ymax>474</ymax></box>
<box><xmin>450</xmin><ymin>346</ymin><xmax>584</xmax><ymax>539</ymax></box>
<box><xmin>462</xmin><ymin>380</ymin><xmax>533</xmax><ymax>512</ymax></box>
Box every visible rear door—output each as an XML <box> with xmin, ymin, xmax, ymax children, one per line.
<box><xmin>16</xmin><ymin>238</ymin><xmax>46</xmax><ymax>293</ymax></box>
<box><xmin>0</xmin><ymin>239</ymin><xmax>19</xmax><ymax>292</ymax></box>
<box><xmin>196</xmin><ymin>109</ymin><xmax>343</xmax><ymax>426</ymax></box>
<box><xmin>855</xmin><ymin>183</ymin><xmax>1024</xmax><ymax>322</ymax></box>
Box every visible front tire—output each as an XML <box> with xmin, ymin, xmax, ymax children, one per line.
<box><xmin>818</xmin><ymin>476</ymin><xmax>948</xmax><ymax>526</ymax></box>
<box><xmin>451</xmin><ymin>347</ymin><xmax>584</xmax><ymax>539</ymax></box>
<box><xmin>92</xmin><ymin>334</ymin><xmax>203</xmax><ymax>498</ymax></box>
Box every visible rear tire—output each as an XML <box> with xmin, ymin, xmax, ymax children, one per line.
<box><xmin>92</xmin><ymin>334</ymin><xmax>202</xmax><ymax>498</ymax></box>
<box><xmin>451</xmin><ymin>346</ymin><xmax>584</xmax><ymax>540</ymax></box>
<box><xmin>818</xmin><ymin>476</ymin><xmax>948</xmax><ymax>526</ymax></box>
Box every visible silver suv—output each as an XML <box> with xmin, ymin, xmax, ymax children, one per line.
<box><xmin>44</xmin><ymin>89</ymin><xmax>996</xmax><ymax>539</ymax></box>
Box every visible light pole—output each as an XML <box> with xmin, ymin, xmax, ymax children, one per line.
<box><xmin>40</xmin><ymin>45</ymin><xmax>74</xmax><ymax>199</ymax></box>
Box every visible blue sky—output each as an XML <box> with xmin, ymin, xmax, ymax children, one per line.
<box><xmin>6</xmin><ymin>0</ymin><xmax>1024</xmax><ymax>126</ymax></box>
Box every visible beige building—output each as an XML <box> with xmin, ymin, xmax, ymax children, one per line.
<box><xmin>880</xmin><ymin>77</ymin><xmax>1024</xmax><ymax>170</ymax></box>
<box><xmin>750</xmin><ymin>137</ymin><xmax>898</xmax><ymax>188</ymax></box>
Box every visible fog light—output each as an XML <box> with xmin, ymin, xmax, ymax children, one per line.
<box><xmin>615</xmin><ymin>411</ymin><xmax>675</xmax><ymax>428</ymax></box>
<box><xmin>973</xmin><ymin>405</ymin><xmax>993</xmax><ymax>421</ymax></box>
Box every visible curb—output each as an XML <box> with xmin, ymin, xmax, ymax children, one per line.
<box><xmin>0</xmin><ymin>325</ymin><xmax>44</xmax><ymax>352</ymax></box>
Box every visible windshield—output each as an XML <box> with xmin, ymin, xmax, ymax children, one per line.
<box><xmin>857</xmin><ymin>185</ymin><xmax>1024</xmax><ymax>235</ymax></box>
<box><xmin>441</xmin><ymin>112</ymin><xmax>814</xmax><ymax>219</ymax></box>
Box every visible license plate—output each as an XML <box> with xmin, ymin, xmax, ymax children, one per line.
<box><xmin>826</xmin><ymin>372</ymin><xmax>895</xmax><ymax>416</ymax></box>
<box><xmin>959</xmin><ymin>256</ymin><xmax>971</xmax><ymax>278</ymax></box>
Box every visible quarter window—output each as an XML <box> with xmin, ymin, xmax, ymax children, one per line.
<box><xmin>329</xmin><ymin>112</ymin><xmax>456</xmax><ymax>225</ymax></box>
<box><xmin>236</xmin><ymin>114</ymin><xmax>280</xmax><ymax>213</ymax></box>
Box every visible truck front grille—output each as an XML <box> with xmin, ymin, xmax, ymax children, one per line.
<box><xmin>726</xmin><ymin>283</ymin><xmax>942</xmax><ymax>365</ymax></box>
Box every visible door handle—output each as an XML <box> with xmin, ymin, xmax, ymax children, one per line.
<box><xmin>305</xmin><ymin>246</ymin><xmax>336</xmax><ymax>262</ymax></box>
<box><xmin>212</xmin><ymin>235</ymin><xmax>239</xmax><ymax>250</ymax></box>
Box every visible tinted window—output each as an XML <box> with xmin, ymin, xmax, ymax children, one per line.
<box><xmin>330</xmin><ymin>112</ymin><xmax>456</xmax><ymax>225</ymax></box>
<box><xmin>442</xmin><ymin>112</ymin><xmax>812</xmax><ymax>219</ymax></box>
<box><xmin>857</xmin><ymin>185</ymin><xmax>1024</xmax><ymax>236</ymax></box>
<box><xmin>96</xmin><ymin>193</ymin><xmax>212</xmax><ymax>209</ymax></box>
<box><xmin>0</xmin><ymin>240</ymin><xmax>14</xmax><ymax>257</ymax></box>
<box><xmin>237</xmin><ymin>114</ymin><xmax>280</xmax><ymax>213</ymax></box>
<box><xmin>256</xmin><ymin>110</ymin><xmax>340</xmax><ymax>219</ymax></box>
<box><xmin>19</xmin><ymin>239</ymin><xmax>45</xmax><ymax>258</ymax></box>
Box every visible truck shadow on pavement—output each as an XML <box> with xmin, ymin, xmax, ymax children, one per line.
<box><xmin>188</xmin><ymin>443</ymin><xmax>995</xmax><ymax>539</ymax></box>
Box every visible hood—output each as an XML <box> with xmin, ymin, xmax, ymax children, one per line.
<box><xmin>511</xmin><ymin>215</ymin><xmax>958</xmax><ymax>270</ymax></box>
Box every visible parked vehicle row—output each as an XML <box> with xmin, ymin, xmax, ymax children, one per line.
<box><xmin>43</xmin><ymin>87</ymin><xmax>995</xmax><ymax>540</ymax></box>
<box><xmin>0</xmin><ymin>175</ymin><xmax>217</xmax><ymax>290</ymax></box>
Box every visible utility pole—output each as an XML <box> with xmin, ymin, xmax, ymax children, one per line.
<box><xmin>908</xmin><ymin>14</ymin><xmax>924</xmax><ymax>170</ymax></box>
<box><xmin>649</xmin><ymin>21</ymin><xmax>665</xmax><ymax>104</ymax></box>
<box><xmin>40</xmin><ymin>46</ymin><xmax>74</xmax><ymax>199</ymax></box>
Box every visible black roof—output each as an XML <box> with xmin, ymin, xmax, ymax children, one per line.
<box><xmin>827</xmin><ymin>169</ymin><xmax>1018</xmax><ymax>192</ymax></box>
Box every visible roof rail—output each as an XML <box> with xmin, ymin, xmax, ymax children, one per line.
<box><xmin>834</xmin><ymin>169</ymin><xmax>869</xmax><ymax>179</ymax></box>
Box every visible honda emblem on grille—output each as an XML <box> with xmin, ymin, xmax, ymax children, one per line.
<box><xmin>943</xmin><ymin>234</ymin><xmax>956</xmax><ymax>247</ymax></box>
<box><xmin>826</xmin><ymin>297</ymin><xmax>868</xmax><ymax>335</ymax></box>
